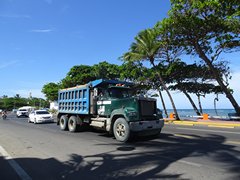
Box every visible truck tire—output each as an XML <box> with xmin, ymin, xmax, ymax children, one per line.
<box><xmin>68</xmin><ymin>116</ymin><xmax>77</xmax><ymax>132</ymax></box>
<box><xmin>113</xmin><ymin>118</ymin><xmax>132</xmax><ymax>142</ymax></box>
<box><xmin>60</xmin><ymin>115</ymin><xmax>68</xmax><ymax>131</ymax></box>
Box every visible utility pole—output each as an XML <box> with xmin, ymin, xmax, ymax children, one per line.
<box><xmin>39</xmin><ymin>99</ymin><xmax>41</xmax><ymax>109</ymax></box>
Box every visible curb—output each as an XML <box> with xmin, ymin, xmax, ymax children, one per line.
<box><xmin>164</xmin><ymin>119</ymin><xmax>240</xmax><ymax>128</ymax></box>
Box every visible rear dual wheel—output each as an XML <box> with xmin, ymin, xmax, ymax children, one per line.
<box><xmin>60</xmin><ymin>115</ymin><xmax>78</xmax><ymax>132</ymax></box>
<box><xmin>68</xmin><ymin>116</ymin><xmax>77</xmax><ymax>132</ymax></box>
<box><xmin>60</xmin><ymin>115</ymin><xmax>68</xmax><ymax>131</ymax></box>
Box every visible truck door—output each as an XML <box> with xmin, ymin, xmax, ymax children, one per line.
<box><xmin>97</xmin><ymin>89</ymin><xmax>111</xmax><ymax>116</ymax></box>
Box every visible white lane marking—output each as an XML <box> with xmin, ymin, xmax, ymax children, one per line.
<box><xmin>177</xmin><ymin>127</ymin><xmax>240</xmax><ymax>135</ymax></box>
<box><xmin>0</xmin><ymin>146</ymin><xmax>32</xmax><ymax>180</ymax></box>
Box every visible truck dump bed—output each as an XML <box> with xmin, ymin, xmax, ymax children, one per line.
<box><xmin>58</xmin><ymin>84</ymin><xmax>90</xmax><ymax>114</ymax></box>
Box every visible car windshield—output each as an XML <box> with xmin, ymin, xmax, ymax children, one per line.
<box><xmin>19</xmin><ymin>109</ymin><xmax>27</xmax><ymax>111</ymax></box>
<box><xmin>108</xmin><ymin>88</ymin><xmax>131</xmax><ymax>98</ymax></box>
<box><xmin>36</xmin><ymin>111</ymin><xmax>49</xmax><ymax>115</ymax></box>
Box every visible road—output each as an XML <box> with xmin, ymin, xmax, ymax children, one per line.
<box><xmin>0</xmin><ymin>113</ymin><xmax>240</xmax><ymax>180</ymax></box>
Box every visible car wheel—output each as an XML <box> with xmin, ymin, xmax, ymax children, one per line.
<box><xmin>34</xmin><ymin>118</ymin><xmax>37</xmax><ymax>124</ymax></box>
<box><xmin>60</xmin><ymin>115</ymin><xmax>68</xmax><ymax>131</ymax></box>
<box><xmin>68</xmin><ymin>116</ymin><xmax>77</xmax><ymax>132</ymax></box>
<box><xmin>113</xmin><ymin>118</ymin><xmax>132</xmax><ymax>142</ymax></box>
<box><xmin>28</xmin><ymin>118</ymin><xmax>31</xmax><ymax>123</ymax></box>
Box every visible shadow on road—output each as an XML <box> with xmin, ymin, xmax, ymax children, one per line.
<box><xmin>1</xmin><ymin>133</ymin><xmax>240</xmax><ymax>180</ymax></box>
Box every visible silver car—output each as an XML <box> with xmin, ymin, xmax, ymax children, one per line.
<box><xmin>17</xmin><ymin>109</ymin><xmax>29</xmax><ymax>118</ymax></box>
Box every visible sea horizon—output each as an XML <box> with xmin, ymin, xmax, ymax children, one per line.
<box><xmin>162</xmin><ymin>108</ymin><xmax>235</xmax><ymax>118</ymax></box>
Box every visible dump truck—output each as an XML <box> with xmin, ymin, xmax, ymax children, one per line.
<box><xmin>57</xmin><ymin>79</ymin><xmax>164</xmax><ymax>142</ymax></box>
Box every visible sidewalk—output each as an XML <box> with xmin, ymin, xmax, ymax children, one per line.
<box><xmin>164</xmin><ymin>118</ymin><xmax>240</xmax><ymax>128</ymax></box>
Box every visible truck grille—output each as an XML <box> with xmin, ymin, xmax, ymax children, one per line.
<box><xmin>140</xmin><ymin>100</ymin><xmax>155</xmax><ymax>116</ymax></box>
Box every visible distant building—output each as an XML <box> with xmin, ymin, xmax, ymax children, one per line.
<box><xmin>50</xmin><ymin>101</ymin><xmax>58</xmax><ymax>110</ymax></box>
<box><xmin>29</xmin><ymin>92</ymin><xmax>32</xmax><ymax>100</ymax></box>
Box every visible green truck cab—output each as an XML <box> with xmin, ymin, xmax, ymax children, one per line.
<box><xmin>57</xmin><ymin>79</ymin><xmax>164</xmax><ymax>142</ymax></box>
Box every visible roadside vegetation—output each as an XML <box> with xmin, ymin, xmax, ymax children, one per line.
<box><xmin>0</xmin><ymin>94</ymin><xmax>49</xmax><ymax>111</ymax></box>
<box><xmin>42</xmin><ymin>1</ymin><xmax>239</xmax><ymax>119</ymax></box>
<box><xmin>3</xmin><ymin>1</ymin><xmax>239</xmax><ymax>119</ymax></box>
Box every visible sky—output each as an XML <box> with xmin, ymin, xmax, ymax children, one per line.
<box><xmin>1</xmin><ymin>0</ymin><xmax>240</xmax><ymax>110</ymax></box>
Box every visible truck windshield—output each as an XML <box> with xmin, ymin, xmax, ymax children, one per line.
<box><xmin>108</xmin><ymin>88</ymin><xmax>131</xmax><ymax>98</ymax></box>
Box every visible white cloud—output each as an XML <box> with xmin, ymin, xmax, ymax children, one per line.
<box><xmin>0</xmin><ymin>14</ymin><xmax>31</xmax><ymax>18</ymax></box>
<box><xmin>45</xmin><ymin>0</ymin><xmax>52</xmax><ymax>4</ymax></box>
<box><xmin>30</xmin><ymin>29</ymin><xmax>52</xmax><ymax>33</ymax></box>
<box><xmin>0</xmin><ymin>60</ymin><xmax>19</xmax><ymax>69</ymax></box>
<box><xmin>70</xmin><ymin>31</ymin><xmax>84</xmax><ymax>39</ymax></box>
<box><xmin>61</xmin><ymin>5</ymin><xmax>69</xmax><ymax>12</ymax></box>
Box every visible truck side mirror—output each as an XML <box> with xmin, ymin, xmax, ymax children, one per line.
<box><xmin>99</xmin><ymin>93</ymin><xmax>104</xmax><ymax>100</ymax></box>
<box><xmin>94</xmin><ymin>88</ymin><xmax>98</xmax><ymax>97</ymax></box>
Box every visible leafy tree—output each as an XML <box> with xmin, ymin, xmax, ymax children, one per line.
<box><xmin>3</xmin><ymin>97</ymin><xmax>15</xmax><ymax>110</ymax></box>
<box><xmin>156</xmin><ymin>0</ymin><xmax>240</xmax><ymax>115</ymax></box>
<box><xmin>42</xmin><ymin>82</ymin><xmax>61</xmax><ymax>101</ymax></box>
<box><xmin>93</xmin><ymin>61</ymin><xmax>121</xmax><ymax>80</ymax></box>
<box><xmin>14</xmin><ymin>94</ymin><xmax>21</xmax><ymax>99</ymax></box>
<box><xmin>61</xmin><ymin>65</ymin><xmax>95</xmax><ymax>88</ymax></box>
<box><xmin>167</xmin><ymin>62</ymin><xmax>201</xmax><ymax>115</ymax></box>
<box><xmin>61</xmin><ymin>61</ymin><xmax>122</xmax><ymax>88</ymax></box>
<box><xmin>120</xmin><ymin>29</ymin><xmax>180</xmax><ymax>119</ymax></box>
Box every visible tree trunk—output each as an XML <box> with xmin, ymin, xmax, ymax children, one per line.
<box><xmin>214</xmin><ymin>94</ymin><xmax>219</xmax><ymax>116</ymax></box>
<box><xmin>195</xmin><ymin>43</ymin><xmax>240</xmax><ymax>116</ymax></box>
<box><xmin>178</xmin><ymin>80</ymin><xmax>201</xmax><ymax>116</ymax></box>
<box><xmin>154</xmin><ymin>82</ymin><xmax>168</xmax><ymax>118</ymax></box>
<box><xmin>197</xmin><ymin>95</ymin><xmax>203</xmax><ymax>115</ymax></box>
<box><xmin>214</xmin><ymin>99</ymin><xmax>218</xmax><ymax>116</ymax></box>
<box><xmin>151</xmin><ymin>62</ymin><xmax>180</xmax><ymax>120</ymax></box>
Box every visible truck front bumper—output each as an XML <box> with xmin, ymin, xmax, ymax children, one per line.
<box><xmin>129</xmin><ymin>119</ymin><xmax>164</xmax><ymax>132</ymax></box>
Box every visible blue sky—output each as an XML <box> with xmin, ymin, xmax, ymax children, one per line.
<box><xmin>1</xmin><ymin>0</ymin><xmax>240</xmax><ymax>110</ymax></box>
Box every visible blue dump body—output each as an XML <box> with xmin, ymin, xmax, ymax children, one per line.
<box><xmin>58</xmin><ymin>79</ymin><xmax>134</xmax><ymax>115</ymax></box>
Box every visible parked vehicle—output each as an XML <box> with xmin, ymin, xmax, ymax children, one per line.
<box><xmin>16</xmin><ymin>108</ymin><xmax>29</xmax><ymax>118</ymax></box>
<box><xmin>12</xmin><ymin>109</ymin><xmax>18</xmax><ymax>113</ymax></box>
<box><xmin>28</xmin><ymin>110</ymin><xmax>54</xmax><ymax>124</ymax></box>
<box><xmin>57</xmin><ymin>79</ymin><xmax>164</xmax><ymax>142</ymax></box>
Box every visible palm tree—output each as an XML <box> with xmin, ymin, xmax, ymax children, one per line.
<box><xmin>122</xmin><ymin>29</ymin><xmax>180</xmax><ymax>120</ymax></box>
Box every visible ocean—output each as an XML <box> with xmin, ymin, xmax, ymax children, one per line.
<box><xmin>163</xmin><ymin>109</ymin><xmax>236</xmax><ymax>119</ymax></box>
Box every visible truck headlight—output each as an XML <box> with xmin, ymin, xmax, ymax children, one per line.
<box><xmin>128</xmin><ymin>111</ymin><xmax>137</xmax><ymax>116</ymax></box>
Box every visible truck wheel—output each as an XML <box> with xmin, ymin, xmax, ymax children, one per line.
<box><xmin>60</xmin><ymin>115</ymin><xmax>68</xmax><ymax>131</ymax></box>
<box><xmin>113</xmin><ymin>118</ymin><xmax>132</xmax><ymax>142</ymax></box>
<box><xmin>68</xmin><ymin>116</ymin><xmax>77</xmax><ymax>132</ymax></box>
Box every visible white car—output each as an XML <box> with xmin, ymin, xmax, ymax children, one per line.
<box><xmin>17</xmin><ymin>109</ymin><xmax>29</xmax><ymax>118</ymax></box>
<box><xmin>28</xmin><ymin>110</ymin><xmax>54</xmax><ymax>124</ymax></box>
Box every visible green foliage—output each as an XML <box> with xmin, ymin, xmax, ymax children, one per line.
<box><xmin>158</xmin><ymin>0</ymin><xmax>240</xmax><ymax>60</ymax></box>
<box><xmin>42</xmin><ymin>82</ymin><xmax>61</xmax><ymax>101</ymax></box>
<box><xmin>60</xmin><ymin>61</ymin><xmax>122</xmax><ymax>89</ymax></box>
<box><xmin>121</xmin><ymin>29</ymin><xmax>161</xmax><ymax>64</ymax></box>
<box><xmin>0</xmin><ymin>96</ymin><xmax>49</xmax><ymax>111</ymax></box>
